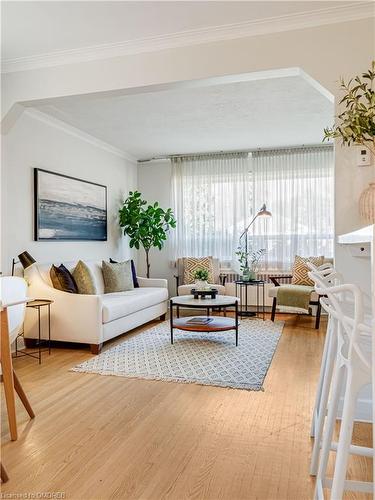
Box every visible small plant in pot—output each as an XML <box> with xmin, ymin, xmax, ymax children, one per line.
<box><xmin>236</xmin><ymin>248</ymin><xmax>266</xmax><ymax>281</ymax></box>
<box><xmin>193</xmin><ymin>268</ymin><xmax>210</xmax><ymax>290</ymax></box>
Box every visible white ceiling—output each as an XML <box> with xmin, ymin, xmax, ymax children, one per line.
<box><xmin>33</xmin><ymin>73</ymin><xmax>333</xmax><ymax>159</ymax></box>
<box><xmin>1</xmin><ymin>1</ymin><xmax>358</xmax><ymax>61</ymax></box>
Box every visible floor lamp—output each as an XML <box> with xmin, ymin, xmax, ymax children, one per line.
<box><xmin>239</xmin><ymin>204</ymin><xmax>272</xmax><ymax>268</ymax></box>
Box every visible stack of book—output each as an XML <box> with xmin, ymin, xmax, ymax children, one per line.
<box><xmin>186</xmin><ymin>317</ymin><xmax>213</xmax><ymax>325</ymax></box>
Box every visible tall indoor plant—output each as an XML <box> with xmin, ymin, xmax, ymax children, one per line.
<box><xmin>119</xmin><ymin>191</ymin><xmax>176</xmax><ymax>278</ymax></box>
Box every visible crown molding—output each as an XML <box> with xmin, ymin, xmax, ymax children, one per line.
<box><xmin>23</xmin><ymin>108</ymin><xmax>137</xmax><ymax>163</ymax></box>
<box><xmin>2</xmin><ymin>2</ymin><xmax>374</xmax><ymax>74</ymax></box>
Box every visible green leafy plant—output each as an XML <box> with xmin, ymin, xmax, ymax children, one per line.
<box><xmin>193</xmin><ymin>268</ymin><xmax>209</xmax><ymax>281</ymax></box>
<box><xmin>119</xmin><ymin>191</ymin><xmax>176</xmax><ymax>278</ymax></box>
<box><xmin>323</xmin><ymin>61</ymin><xmax>375</xmax><ymax>155</ymax></box>
<box><xmin>236</xmin><ymin>247</ymin><xmax>266</xmax><ymax>273</ymax></box>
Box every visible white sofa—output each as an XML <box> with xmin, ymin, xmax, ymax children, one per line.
<box><xmin>24</xmin><ymin>260</ymin><xmax>168</xmax><ymax>353</ymax></box>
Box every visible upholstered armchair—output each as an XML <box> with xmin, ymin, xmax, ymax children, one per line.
<box><xmin>268</xmin><ymin>258</ymin><xmax>333</xmax><ymax>329</ymax></box>
<box><xmin>174</xmin><ymin>257</ymin><xmax>227</xmax><ymax>296</ymax></box>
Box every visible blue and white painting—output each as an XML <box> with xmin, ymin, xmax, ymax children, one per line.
<box><xmin>35</xmin><ymin>169</ymin><xmax>107</xmax><ymax>241</ymax></box>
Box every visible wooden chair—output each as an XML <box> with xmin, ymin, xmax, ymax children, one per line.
<box><xmin>0</xmin><ymin>276</ymin><xmax>35</xmax><ymax>441</ymax></box>
<box><xmin>268</xmin><ymin>273</ymin><xmax>323</xmax><ymax>329</ymax></box>
<box><xmin>269</xmin><ymin>260</ymin><xmax>334</xmax><ymax>329</ymax></box>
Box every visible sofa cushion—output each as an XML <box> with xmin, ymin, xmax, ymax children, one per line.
<box><xmin>50</xmin><ymin>264</ymin><xmax>78</xmax><ymax>293</ymax></box>
<box><xmin>73</xmin><ymin>260</ymin><xmax>97</xmax><ymax>295</ymax></box>
<box><xmin>177</xmin><ymin>284</ymin><xmax>226</xmax><ymax>296</ymax></box>
<box><xmin>110</xmin><ymin>258</ymin><xmax>139</xmax><ymax>288</ymax></box>
<box><xmin>102</xmin><ymin>260</ymin><xmax>133</xmax><ymax>293</ymax></box>
<box><xmin>101</xmin><ymin>287</ymin><xmax>168</xmax><ymax>323</ymax></box>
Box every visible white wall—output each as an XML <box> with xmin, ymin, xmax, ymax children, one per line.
<box><xmin>1</xmin><ymin>111</ymin><xmax>137</xmax><ymax>274</ymax></box>
<box><xmin>137</xmin><ymin>159</ymin><xmax>175</xmax><ymax>290</ymax></box>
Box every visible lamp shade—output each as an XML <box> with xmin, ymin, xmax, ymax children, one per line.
<box><xmin>18</xmin><ymin>251</ymin><xmax>36</xmax><ymax>269</ymax></box>
<box><xmin>257</xmin><ymin>204</ymin><xmax>272</xmax><ymax>218</ymax></box>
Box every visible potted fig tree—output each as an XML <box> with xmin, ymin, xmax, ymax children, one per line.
<box><xmin>119</xmin><ymin>191</ymin><xmax>176</xmax><ymax>278</ymax></box>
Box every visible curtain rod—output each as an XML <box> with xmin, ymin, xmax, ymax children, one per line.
<box><xmin>137</xmin><ymin>143</ymin><xmax>333</xmax><ymax>163</ymax></box>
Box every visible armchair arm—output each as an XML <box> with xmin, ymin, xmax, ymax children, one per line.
<box><xmin>174</xmin><ymin>275</ymin><xmax>180</xmax><ymax>295</ymax></box>
<box><xmin>137</xmin><ymin>277</ymin><xmax>168</xmax><ymax>288</ymax></box>
<box><xmin>219</xmin><ymin>273</ymin><xmax>227</xmax><ymax>286</ymax></box>
<box><xmin>269</xmin><ymin>275</ymin><xmax>292</xmax><ymax>286</ymax></box>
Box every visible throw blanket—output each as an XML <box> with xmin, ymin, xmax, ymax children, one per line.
<box><xmin>277</xmin><ymin>284</ymin><xmax>314</xmax><ymax>313</ymax></box>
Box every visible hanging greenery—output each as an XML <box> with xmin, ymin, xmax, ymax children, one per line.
<box><xmin>323</xmin><ymin>61</ymin><xmax>375</xmax><ymax>156</ymax></box>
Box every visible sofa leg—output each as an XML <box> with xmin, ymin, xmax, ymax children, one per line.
<box><xmin>90</xmin><ymin>343</ymin><xmax>103</xmax><ymax>355</ymax></box>
<box><xmin>271</xmin><ymin>298</ymin><xmax>277</xmax><ymax>322</ymax></box>
<box><xmin>160</xmin><ymin>313</ymin><xmax>166</xmax><ymax>321</ymax></box>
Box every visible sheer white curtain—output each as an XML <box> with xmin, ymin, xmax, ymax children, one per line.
<box><xmin>250</xmin><ymin>146</ymin><xmax>334</xmax><ymax>271</ymax></box>
<box><xmin>171</xmin><ymin>153</ymin><xmax>250</xmax><ymax>265</ymax></box>
<box><xmin>171</xmin><ymin>146</ymin><xmax>334</xmax><ymax>271</ymax></box>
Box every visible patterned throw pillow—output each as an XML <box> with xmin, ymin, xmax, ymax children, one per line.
<box><xmin>72</xmin><ymin>260</ymin><xmax>97</xmax><ymax>295</ymax></box>
<box><xmin>102</xmin><ymin>260</ymin><xmax>134</xmax><ymax>293</ymax></box>
<box><xmin>50</xmin><ymin>264</ymin><xmax>78</xmax><ymax>293</ymax></box>
<box><xmin>291</xmin><ymin>255</ymin><xmax>324</xmax><ymax>286</ymax></box>
<box><xmin>110</xmin><ymin>258</ymin><xmax>139</xmax><ymax>288</ymax></box>
<box><xmin>183</xmin><ymin>257</ymin><xmax>214</xmax><ymax>285</ymax></box>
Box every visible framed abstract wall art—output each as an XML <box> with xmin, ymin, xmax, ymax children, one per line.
<box><xmin>34</xmin><ymin>168</ymin><xmax>107</xmax><ymax>241</ymax></box>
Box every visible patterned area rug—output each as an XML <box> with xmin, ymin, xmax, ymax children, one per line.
<box><xmin>71</xmin><ymin>319</ymin><xmax>284</xmax><ymax>391</ymax></box>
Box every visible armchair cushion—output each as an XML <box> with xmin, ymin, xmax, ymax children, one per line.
<box><xmin>182</xmin><ymin>257</ymin><xmax>214</xmax><ymax>285</ymax></box>
<box><xmin>291</xmin><ymin>255</ymin><xmax>324</xmax><ymax>286</ymax></box>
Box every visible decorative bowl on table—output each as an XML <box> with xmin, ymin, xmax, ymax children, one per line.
<box><xmin>190</xmin><ymin>288</ymin><xmax>218</xmax><ymax>299</ymax></box>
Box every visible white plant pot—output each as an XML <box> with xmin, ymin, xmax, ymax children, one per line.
<box><xmin>195</xmin><ymin>280</ymin><xmax>209</xmax><ymax>291</ymax></box>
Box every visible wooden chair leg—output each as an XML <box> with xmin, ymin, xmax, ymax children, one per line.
<box><xmin>271</xmin><ymin>298</ymin><xmax>277</xmax><ymax>322</ymax></box>
<box><xmin>315</xmin><ymin>299</ymin><xmax>322</xmax><ymax>330</ymax></box>
<box><xmin>1</xmin><ymin>462</ymin><xmax>9</xmax><ymax>483</ymax></box>
<box><xmin>1</xmin><ymin>309</ymin><xmax>18</xmax><ymax>441</ymax></box>
<box><xmin>13</xmin><ymin>370</ymin><xmax>35</xmax><ymax>419</ymax></box>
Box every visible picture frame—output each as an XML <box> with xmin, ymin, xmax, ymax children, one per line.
<box><xmin>34</xmin><ymin>168</ymin><xmax>107</xmax><ymax>241</ymax></box>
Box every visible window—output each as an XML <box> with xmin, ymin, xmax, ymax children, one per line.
<box><xmin>171</xmin><ymin>146</ymin><xmax>334</xmax><ymax>271</ymax></box>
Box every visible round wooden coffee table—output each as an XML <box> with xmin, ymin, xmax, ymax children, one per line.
<box><xmin>169</xmin><ymin>295</ymin><xmax>239</xmax><ymax>345</ymax></box>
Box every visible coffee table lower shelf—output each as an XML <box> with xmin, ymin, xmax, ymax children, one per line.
<box><xmin>171</xmin><ymin>316</ymin><xmax>239</xmax><ymax>345</ymax></box>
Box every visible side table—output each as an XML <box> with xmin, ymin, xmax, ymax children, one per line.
<box><xmin>235</xmin><ymin>280</ymin><xmax>265</xmax><ymax>320</ymax></box>
<box><xmin>14</xmin><ymin>299</ymin><xmax>53</xmax><ymax>364</ymax></box>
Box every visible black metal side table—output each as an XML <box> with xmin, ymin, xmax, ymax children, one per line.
<box><xmin>14</xmin><ymin>299</ymin><xmax>53</xmax><ymax>364</ymax></box>
<box><xmin>235</xmin><ymin>280</ymin><xmax>265</xmax><ymax>320</ymax></box>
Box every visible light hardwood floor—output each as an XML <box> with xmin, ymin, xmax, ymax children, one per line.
<box><xmin>1</xmin><ymin>313</ymin><xmax>372</xmax><ymax>500</ymax></box>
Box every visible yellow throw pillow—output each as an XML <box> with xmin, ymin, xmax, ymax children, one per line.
<box><xmin>183</xmin><ymin>257</ymin><xmax>214</xmax><ymax>285</ymax></box>
<box><xmin>291</xmin><ymin>255</ymin><xmax>324</xmax><ymax>286</ymax></box>
<box><xmin>72</xmin><ymin>260</ymin><xmax>97</xmax><ymax>295</ymax></box>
